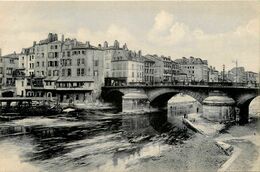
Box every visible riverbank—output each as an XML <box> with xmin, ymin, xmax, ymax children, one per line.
<box><xmin>126</xmin><ymin>116</ymin><xmax>260</xmax><ymax>172</ymax></box>
<box><xmin>125</xmin><ymin>134</ymin><xmax>228</xmax><ymax>172</ymax></box>
<box><xmin>215</xmin><ymin>117</ymin><xmax>260</xmax><ymax>171</ymax></box>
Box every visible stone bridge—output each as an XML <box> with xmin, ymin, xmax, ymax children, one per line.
<box><xmin>101</xmin><ymin>85</ymin><xmax>260</xmax><ymax>123</ymax></box>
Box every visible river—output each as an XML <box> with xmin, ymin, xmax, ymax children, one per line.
<box><xmin>0</xmin><ymin>110</ymin><xmax>177</xmax><ymax>172</ymax></box>
<box><xmin>0</xmin><ymin>97</ymin><xmax>259</xmax><ymax>172</ymax></box>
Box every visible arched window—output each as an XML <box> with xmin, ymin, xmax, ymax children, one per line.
<box><xmin>47</xmin><ymin>92</ymin><xmax>52</xmax><ymax>98</ymax></box>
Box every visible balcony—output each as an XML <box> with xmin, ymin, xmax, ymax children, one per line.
<box><xmin>56</xmin><ymin>84</ymin><xmax>94</xmax><ymax>91</ymax></box>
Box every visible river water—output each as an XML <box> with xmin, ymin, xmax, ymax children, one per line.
<box><xmin>0</xmin><ymin>97</ymin><xmax>259</xmax><ymax>172</ymax></box>
<box><xmin>0</xmin><ymin>110</ymin><xmax>175</xmax><ymax>172</ymax></box>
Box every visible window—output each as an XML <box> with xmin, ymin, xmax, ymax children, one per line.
<box><xmin>82</xmin><ymin>51</ymin><xmax>86</xmax><ymax>55</ymax></box>
<box><xmin>77</xmin><ymin>59</ymin><xmax>80</xmax><ymax>66</ymax></box>
<box><xmin>55</xmin><ymin>45</ymin><xmax>58</xmax><ymax>49</ymax></box>
<box><xmin>67</xmin><ymin>69</ymin><xmax>71</xmax><ymax>76</ymax></box>
<box><xmin>94</xmin><ymin>60</ymin><xmax>98</xmax><ymax>66</ymax></box>
<box><xmin>48</xmin><ymin>70</ymin><xmax>51</xmax><ymax>76</ymax></box>
<box><xmin>82</xmin><ymin>58</ymin><xmax>85</xmax><ymax>65</ymax></box>
<box><xmin>37</xmin><ymin>62</ymin><xmax>40</xmax><ymax>67</ymax></box>
<box><xmin>77</xmin><ymin>68</ymin><xmax>80</xmax><ymax>76</ymax></box>
<box><xmin>132</xmin><ymin>72</ymin><xmax>134</xmax><ymax>77</ymax></box>
<box><xmin>53</xmin><ymin>70</ymin><xmax>59</xmax><ymax>76</ymax></box>
<box><xmin>67</xmin><ymin>51</ymin><xmax>71</xmax><ymax>57</ymax></box>
<box><xmin>54</xmin><ymin>61</ymin><xmax>58</xmax><ymax>67</ymax></box>
<box><xmin>42</xmin><ymin>62</ymin><xmax>45</xmax><ymax>67</ymax></box>
<box><xmin>42</xmin><ymin>71</ymin><xmax>44</xmax><ymax>76</ymax></box>
<box><xmin>76</xmin><ymin>95</ymin><xmax>79</xmax><ymax>100</ymax></box>
<box><xmin>21</xmin><ymin>81</ymin><xmax>24</xmax><ymax>87</ymax></box>
<box><xmin>81</xmin><ymin>68</ymin><xmax>85</xmax><ymax>76</ymax></box>
<box><xmin>54</xmin><ymin>52</ymin><xmax>58</xmax><ymax>58</ymax></box>
<box><xmin>62</xmin><ymin>69</ymin><xmax>65</xmax><ymax>76</ymax></box>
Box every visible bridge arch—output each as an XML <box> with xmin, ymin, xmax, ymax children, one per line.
<box><xmin>102</xmin><ymin>89</ymin><xmax>125</xmax><ymax>106</ymax></box>
<box><xmin>249</xmin><ymin>96</ymin><xmax>260</xmax><ymax>117</ymax></box>
<box><xmin>236</xmin><ymin>94</ymin><xmax>259</xmax><ymax>124</ymax></box>
<box><xmin>147</xmin><ymin>88</ymin><xmax>206</xmax><ymax>107</ymax></box>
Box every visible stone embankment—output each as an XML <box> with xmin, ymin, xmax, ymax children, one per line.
<box><xmin>183</xmin><ymin>113</ymin><xmax>260</xmax><ymax>172</ymax></box>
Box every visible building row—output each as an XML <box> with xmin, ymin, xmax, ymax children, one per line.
<box><xmin>0</xmin><ymin>33</ymin><xmax>259</xmax><ymax>104</ymax></box>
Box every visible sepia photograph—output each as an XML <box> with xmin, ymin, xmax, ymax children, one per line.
<box><xmin>0</xmin><ymin>1</ymin><xmax>259</xmax><ymax>172</ymax></box>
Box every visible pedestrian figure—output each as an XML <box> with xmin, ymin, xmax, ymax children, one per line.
<box><xmin>184</xmin><ymin>113</ymin><xmax>187</xmax><ymax>118</ymax></box>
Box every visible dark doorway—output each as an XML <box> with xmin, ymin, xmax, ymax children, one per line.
<box><xmin>2</xmin><ymin>91</ymin><xmax>14</xmax><ymax>97</ymax></box>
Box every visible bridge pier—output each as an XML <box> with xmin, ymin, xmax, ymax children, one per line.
<box><xmin>122</xmin><ymin>92</ymin><xmax>151</xmax><ymax>113</ymax></box>
<box><xmin>202</xmin><ymin>91</ymin><xmax>236</xmax><ymax>122</ymax></box>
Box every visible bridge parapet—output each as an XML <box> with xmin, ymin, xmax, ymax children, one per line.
<box><xmin>102</xmin><ymin>84</ymin><xmax>259</xmax><ymax>123</ymax></box>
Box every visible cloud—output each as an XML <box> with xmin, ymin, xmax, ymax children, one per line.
<box><xmin>235</xmin><ymin>18</ymin><xmax>259</xmax><ymax>37</ymax></box>
<box><xmin>148</xmin><ymin>11</ymin><xmax>190</xmax><ymax>45</ymax></box>
<box><xmin>146</xmin><ymin>11</ymin><xmax>259</xmax><ymax>72</ymax></box>
<box><xmin>0</xmin><ymin>6</ymin><xmax>259</xmax><ymax>72</ymax></box>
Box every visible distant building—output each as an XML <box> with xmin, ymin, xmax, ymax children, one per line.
<box><xmin>143</xmin><ymin>56</ymin><xmax>155</xmax><ymax>84</ymax></box>
<box><xmin>162</xmin><ymin>56</ymin><xmax>173</xmax><ymax>82</ymax></box>
<box><xmin>0</xmin><ymin>52</ymin><xmax>19</xmax><ymax>87</ymax></box>
<box><xmin>144</xmin><ymin>55</ymin><xmax>164</xmax><ymax>83</ymax></box>
<box><xmin>111</xmin><ymin>49</ymin><xmax>144</xmax><ymax>84</ymax></box>
<box><xmin>227</xmin><ymin>67</ymin><xmax>246</xmax><ymax>83</ymax></box>
<box><xmin>19</xmin><ymin>46</ymin><xmax>36</xmax><ymax>77</ymax></box>
<box><xmin>245</xmin><ymin>71</ymin><xmax>258</xmax><ymax>84</ymax></box>
<box><xmin>174</xmin><ymin>56</ymin><xmax>208</xmax><ymax>82</ymax></box>
<box><xmin>208</xmin><ymin>66</ymin><xmax>219</xmax><ymax>82</ymax></box>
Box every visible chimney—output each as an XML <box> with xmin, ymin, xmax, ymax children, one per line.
<box><xmin>86</xmin><ymin>41</ymin><xmax>90</xmax><ymax>48</ymax></box>
<box><xmin>33</xmin><ymin>41</ymin><xmax>36</xmax><ymax>46</ymax></box>
<box><xmin>54</xmin><ymin>33</ymin><xmax>58</xmax><ymax>41</ymax></box>
<box><xmin>62</xmin><ymin>34</ymin><xmax>64</xmax><ymax>42</ymax></box>
<box><xmin>48</xmin><ymin>33</ymin><xmax>52</xmax><ymax>42</ymax></box>
<box><xmin>0</xmin><ymin>48</ymin><xmax>1</xmax><ymax>57</ymax></box>
<box><xmin>103</xmin><ymin>41</ymin><xmax>108</xmax><ymax>48</ymax></box>
<box><xmin>138</xmin><ymin>50</ymin><xmax>142</xmax><ymax>57</ymax></box>
<box><xmin>114</xmin><ymin>40</ymin><xmax>119</xmax><ymax>49</ymax></box>
<box><xmin>123</xmin><ymin>43</ymin><xmax>128</xmax><ymax>50</ymax></box>
<box><xmin>73</xmin><ymin>39</ymin><xmax>77</xmax><ymax>47</ymax></box>
<box><xmin>98</xmin><ymin>44</ymin><xmax>102</xmax><ymax>48</ymax></box>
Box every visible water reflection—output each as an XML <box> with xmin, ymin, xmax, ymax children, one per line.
<box><xmin>122</xmin><ymin>112</ymin><xmax>167</xmax><ymax>138</ymax></box>
<box><xmin>0</xmin><ymin>110</ymin><xmax>171</xmax><ymax>172</ymax></box>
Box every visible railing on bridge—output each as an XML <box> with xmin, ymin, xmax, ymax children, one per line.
<box><xmin>104</xmin><ymin>81</ymin><xmax>259</xmax><ymax>88</ymax></box>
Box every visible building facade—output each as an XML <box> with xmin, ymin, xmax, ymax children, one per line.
<box><xmin>208</xmin><ymin>66</ymin><xmax>219</xmax><ymax>82</ymax></box>
<box><xmin>0</xmin><ymin>52</ymin><xmax>19</xmax><ymax>87</ymax></box>
<box><xmin>143</xmin><ymin>56</ymin><xmax>155</xmax><ymax>84</ymax></box>
<box><xmin>111</xmin><ymin>49</ymin><xmax>144</xmax><ymax>84</ymax></box>
<box><xmin>174</xmin><ymin>56</ymin><xmax>209</xmax><ymax>82</ymax></box>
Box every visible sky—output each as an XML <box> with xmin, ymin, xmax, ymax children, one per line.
<box><xmin>0</xmin><ymin>1</ymin><xmax>259</xmax><ymax>72</ymax></box>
